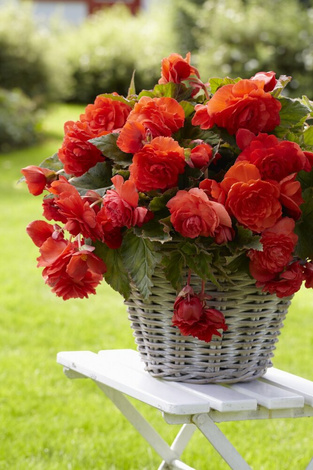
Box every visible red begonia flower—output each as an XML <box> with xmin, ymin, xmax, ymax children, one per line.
<box><xmin>58</xmin><ymin>120</ymin><xmax>104</xmax><ymax>176</ymax></box>
<box><xmin>167</xmin><ymin>188</ymin><xmax>232</xmax><ymax>239</ymax></box>
<box><xmin>159</xmin><ymin>52</ymin><xmax>200</xmax><ymax>84</ymax></box>
<box><xmin>80</xmin><ymin>95</ymin><xmax>132</xmax><ymax>137</ymax></box>
<box><xmin>129</xmin><ymin>136</ymin><xmax>186</xmax><ymax>192</ymax></box>
<box><xmin>248</xmin><ymin>218</ymin><xmax>298</xmax><ymax>282</ymax></box>
<box><xmin>117</xmin><ymin>96</ymin><xmax>185</xmax><ymax>153</ymax></box>
<box><xmin>236</xmin><ymin>132</ymin><xmax>311</xmax><ymax>181</ymax></box>
<box><xmin>192</xmin><ymin>79</ymin><xmax>281</xmax><ymax>135</ymax></box>
<box><xmin>256</xmin><ymin>261</ymin><xmax>304</xmax><ymax>298</ymax></box>
<box><xmin>21</xmin><ymin>165</ymin><xmax>57</xmax><ymax>196</ymax></box>
<box><xmin>250</xmin><ymin>71</ymin><xmax>277</xmax><ymax>92</ymax></box>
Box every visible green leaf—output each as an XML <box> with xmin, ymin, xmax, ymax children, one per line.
<box><xmin>274</xmin><ymin>97</ymin><xmax>310</xmax><ymax>138</ymax></box>
<box><xmin>40</xmin><ymin>152</ymin><xmax>63</xmax><ymax>172</ymax></box>
<box><xmin>152</xmin><ymin>82</ymin><xmax>193</xmax><ymax>101</ymax></box>
<box><xmin>89</xmin><ymin>133</ymin><xmax>132</xmax><ymax>167</ymax></box>
<box><xmin>303</xmin><ymin>126</ymin><xmax>313</xmax><ymax>147</ymax></box>
<box><xmin>271</xmin><ymin>75</ymin><xmax>292</xmax><ymax>98</ymax></box>
<box><xmin>186</xmin><ymin>250</ymin><xmax>219</xmax><ymax>286</ymax></box>
<box><xmin>98</xmin><ymin>93</ymin><xmax>132</xmax><ymax>107</ymax></box>
<box><xmin>94</xmin><ymin>241</ymin><xmax>130</xmax><ymax>299</ymax></box>
<box><xmin>294</xmin><ymin>187</ymin><xmax>313</xmax><ymax>259</ymax></box>
<box><xmin>161</xmin><ymin>250</ymin><xmax>185</xmax><ymax>291</ymax></box>
<box><xmin>121</xmin><ymin>232</ymin><xmax>161</xmax><ymax>300</ymax></box>
<box><xmin>209</xmin><ymin>77</ymin><xmax>241</xmax><ymax>94</ymax></box>
<box><xmin>127</xmin><ymin>70</ymin><xmax>136</xmax><ymax>97</ymax></box>
<box><xmin>133</xmin><ymin>216</ymin><xmax>172</xmax><ymax>243</ymax></box>
<box><xmin>149</xmin><ymin>188</ymin><xmax>177</xmax><ymax>212</ymax></box>
<box><xmin>178</xmin><ymin>100</ymin><xmax>195</xmax><ymax>118</ymax></box>
<box><xmin>230</xmin><ymin>226</ymin><xmax>262</xmax><ymax>253</ymax></box>
<box><xmin>297</xmin><ymin>167</ymin><xmax>313</xmax><ymax>191</ymax></box>
<box><xmin>69</xmin><ymin>161</ymin><xmax>112</xmax><ymax>195</ymax></box>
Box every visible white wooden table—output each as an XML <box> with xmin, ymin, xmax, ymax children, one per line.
<box><xmin>57</xmin><ymin>349</ymin><xmax>313</xmax><ymax>470</ymax></box>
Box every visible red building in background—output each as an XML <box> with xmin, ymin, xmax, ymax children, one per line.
<box><xmin>84</xmin><ymin>0</ymin><xmax>141</xmax><ymax>15</ymax></box>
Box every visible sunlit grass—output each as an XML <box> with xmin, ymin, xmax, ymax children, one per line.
<box><xmin>0</xmin><ymin>104</ymin><xmax>312</xmax><ymax>469</ymax></box>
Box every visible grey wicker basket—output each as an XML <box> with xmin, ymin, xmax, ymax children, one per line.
<box><xmin>125</xmin><ymin>266</ymin><xmax>291</xmax><ymax>384</ymax></box>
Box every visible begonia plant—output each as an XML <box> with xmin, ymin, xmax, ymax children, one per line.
<box><xmin>22</xmin><ymin>53</ymin><xmax>313</xmax><ymax>343</ymax></box>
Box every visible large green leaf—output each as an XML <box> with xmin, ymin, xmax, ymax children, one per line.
<box><xmin>209</xmin><ymin>77</ymin><xmax>241</xmax><ymax>94</ymax></box>
<box><xmin>94</xmin><ymin>241</ymin><xmax>130</xmax><ymax>299</ymax></box>
<box><xmin>121</xmin><ymin>232</ymin><xmax>161</xmax><ymax>300</ymax></box>
<box><xmin>89</xmin><ymin>134</ymin><xmax>132</xmax><ymax>167</ymax></box>
<box><xmin>274</xmin><ymin>97</ymin><xmax>310</xmax><ymax>138</ymax></box>
<box><xmin>69</xmin><ymin>161</ymin><xmax>112</xmax><ymax>196</ymax></box>
<box><xmin>39</xmin><ymin>152</ymin><xmax>63</xmax><ymax>172</ymax></box>
<box><xmin>294</xmin><ymin>187</ymin><xmax>313</xmax><ymax>260</ymax></box>
<box><xmin>297</xmin><ymin>167</ymin><xmax>313</xmax><ymax>191</ymax></box>
<box><xmin>133</xmin><ymin>216</ymin><xmax>172</xmax><ymax>243</ymax></box>
<box><xmin>161</xmin><ymin>250</ymin><xmax>185</xmax><ymax>291</ymax></box>
<box><xmin>303</xmin><ymin>126</ymin><xmax>313</xmax><ymax>147</ymax></box>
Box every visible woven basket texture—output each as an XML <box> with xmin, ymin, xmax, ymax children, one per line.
<box><xmin>125</xmin><ymin>266</ymin><xmax>291</xmax><ymax>384</ymax></box>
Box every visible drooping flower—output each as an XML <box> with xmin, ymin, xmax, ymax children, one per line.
<box><xmin>172</xmin><ymin>284</ymin><xmax>228</xmax><ymax>342</ymax></box>
<box><xmin>129</xmin><ymin>136</ymin><xmax>186</xmax><ymax>192</ymax></box>
<box><xmin>21</xmin><ymin>165</ymin><xmax>58</xmax><ymax>196</ymax></box>
<box><xmin>192</xmin><ymin>79</ymin><xmax>281</xmax><ymax>135</ymax></box>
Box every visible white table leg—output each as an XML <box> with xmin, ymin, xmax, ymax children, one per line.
<box><xmin>96</xmin><ymin>382</ymin><xmax>196</xmax><ymax>470</ymax></box>
<box><xmin>306</xmin><ymin>458</ymin><xmax>313</xmax><ymax>470</ymax></box>
<box><xmin>192</xmin><ymin>413</ymin><xmax>252</xmax><ymax>470</ymax></box>
<box><xmin>158</xmin><ymin>424</ymin><xmax>197</xmax><ymax>470</ymax></box>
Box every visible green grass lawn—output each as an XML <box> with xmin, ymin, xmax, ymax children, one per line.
<box><xmin>0</xmin><ymin>104</ymin><xmax>312</xmax><ymax>470</ymax></box>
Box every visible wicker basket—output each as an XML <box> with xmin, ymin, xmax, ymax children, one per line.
<box><xmin>125</xmin><ymin>266</ymin><xmax>291</xmax><ymax>384</ymax></box>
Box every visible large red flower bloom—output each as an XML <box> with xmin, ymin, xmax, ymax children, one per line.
<box><xmin>167</xmin><ymin>188</ymin><xmax>232</xmax><ymax>239</ymax></box>
<box><xmin>236</xmin><ymin>131</ymin><xmax>311</xmax><ymax>181</ymax></box>
<box><xmin>248</xmin><ymin>218</ymin><xmax>298</xmax><ymax>282</ymax></box>
<box><xmin>58</xmin><ymin>120</ymin><xmax>104</xmax><ymax>176</ymax></box>
<box><xmin>192</xmin><ymin>79</ymin><xmax>281</xmax><ymax>135</ymax></box>
<box><xmin>80</xmin><ymin>95</ymin><xmax>132</xmax><ymax>137</ymax></box>
<box><xmin>257</xmin><ymin>261</ymin><xmax>304</xmax><ymax>298</ymax></box>
<box><xmin>129</xmin><ymin>136</ymin><xmax>186</xmax><ymax>192</ymax></box>
<box><xmin>117</xmin><ymin>96</ymin><xmax>185</xmax><ymax>153</ymax></box>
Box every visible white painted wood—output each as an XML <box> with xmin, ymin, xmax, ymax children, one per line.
<box><xmin>57</xmin><ymin>351</ymin><xmax>211</xmax><ymax>415</ymax></box>
<box><xmin>231</xmin><ymin>380</ymin><xmax>304</xmax><ymax>409</ymax></box>
<box><xmin>262</xmin><ymin>368</ymin><xmax>313</xmax><ymax>406</ymax></box>
<box><xmin>98</xmin><ymin>349</ymin><xmax>257</xmax><ymax>412</ymax></box>
<box><xmin>192</xmin><ymin>413</ymin><xmax>252</xmax><ymax>470</ymax></box>
<box><xmin>173</xmin><ymin>382</ymin><xmax>257</xmax><ymax>412</ymax></box>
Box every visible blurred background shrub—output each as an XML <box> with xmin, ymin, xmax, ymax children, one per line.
<box><xmin>0</xmin><ymin>0</ymin><xmax>312</xmax><ymax>150</ymax></box>
<box><xmin>0</xmin><ymin>2</ymin><xmax>72</xmax><ymax>105</ymax></box>
<box><xmin>0</xmin><ymin>87</ymin><xmax>42</xmax><ymax>152</ymax></box>
<box><xmin>59</xmin><ymin>4</ymin><xmax>178</xmax><ymax>103</ymax></box>
<box><xmin>173</xmin><ymin>0</ymin><xmax>313</xmax><ymax>98</ymax></box>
